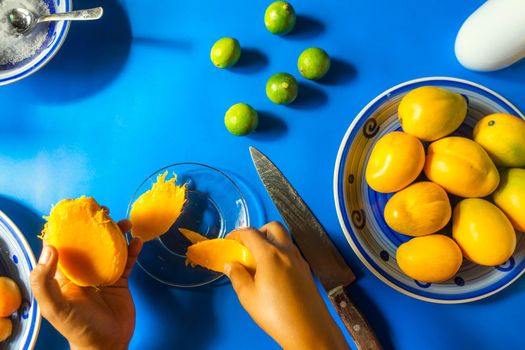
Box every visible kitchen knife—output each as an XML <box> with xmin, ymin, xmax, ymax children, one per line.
<box><xmin>250</xmin><ymin>146</ymin><xmax>382</xmax><ymax>350</ymax></box>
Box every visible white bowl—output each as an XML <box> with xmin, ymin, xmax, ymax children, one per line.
<box><xmin>334</xmin><ymin>77</ymin><xmax>525</xmax><ymax>304</ymax></box>
<box><xmin>0</xmin><ymin>211</ymin><xmax>40</xmax><ymax>349</ymax></box>
<box><xmin>0</xmin><ymin>0</ymin><xmax>72</xmax><ymax>85</ymax></box>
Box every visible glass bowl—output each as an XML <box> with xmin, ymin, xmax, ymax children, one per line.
<box><xmin>334</xmin><ymin>77</ymin><xmax>525</xmax><ymax>303</ymax></box>
<box><xmin>0</xmin><ymin>211</ymin><xmax>40</xmax><ymax>350</ymax></box>
<box><xmin>0</xmin><ymin>0</ymin><xmax>71</xmax><ymax>85</ymax></box>
<box><xmin>127</xmin><ymin>163</ymin><xmax>250</xmax><ymax>288</ymax></box>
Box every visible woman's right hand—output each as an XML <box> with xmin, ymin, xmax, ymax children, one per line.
<box><xmin>225</xmin><ymin>222</ymin><xmax>349</xmax><ymax>350</ymax></box>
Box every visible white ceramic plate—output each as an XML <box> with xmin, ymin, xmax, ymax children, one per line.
<box><xmin>334</xmin><ymin>77</ymin><xmax>525</xmax><ymax>304</ymax></box>
<box><xmin>0</xmin><ymin>211</ymin><xmax>40</xmax><ymax>349</ymax></box>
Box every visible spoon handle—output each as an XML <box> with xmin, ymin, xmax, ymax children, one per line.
<box><xmin>37</xmin><ymin>7</ymin><xmax>103</xmax><ymax>23</ymax></box>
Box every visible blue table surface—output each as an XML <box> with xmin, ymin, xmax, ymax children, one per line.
<box><xmin>2</xmin><ymin>0</ymin><xmax>524</xmax><ymax>349</ymax></box>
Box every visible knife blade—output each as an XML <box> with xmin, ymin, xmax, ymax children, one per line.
<box><xmin>250</xmin><ymin>146</ymin><xmax>382</xmax><ymax>350</ymax></box>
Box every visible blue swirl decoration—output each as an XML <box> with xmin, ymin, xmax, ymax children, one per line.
<box><xmin>362</xmin><ymin>118</ymin><xmax>380</xmax><ymax>138</ymax></box>
<box><xmin>415</xmin><ymin>281</ymin><xmax>431</xmax><ymax>288</ymax></box>
<box><xmin>495</xmin><ymin>257</ymin><xmax>515</xmax><ymax>272</ymax></box>
<box><xmin>12</xmin><ymin>254</ymin><xmax>18</xmax><ymax>264</ymax></box>
<box><xmin>351</xmin><ymin>209</ymin><xmax>366</xmax><ymax>229</ymax></box>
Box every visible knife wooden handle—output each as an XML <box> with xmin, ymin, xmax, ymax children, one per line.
<box><xmin>329</xmin><ymin>286</ymin><xmax>382</xmax><ymax>350</ymax></box>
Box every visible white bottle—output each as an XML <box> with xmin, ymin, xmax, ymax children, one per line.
<box><xmin>455</xmin><ymin>0</ymin><xmax>525</xmax><ymax>71</ymax></box>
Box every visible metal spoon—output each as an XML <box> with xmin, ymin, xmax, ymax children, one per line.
<box><xmin>7</xmin><ymin>7</ymin><xmax>103</xmax><ymax>34</ymax></box>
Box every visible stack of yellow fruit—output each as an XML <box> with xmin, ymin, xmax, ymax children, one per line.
<box><xmin>365</xmin><ymin>86</ymin><xmax>525</xmax><ymax>283</ymax></box>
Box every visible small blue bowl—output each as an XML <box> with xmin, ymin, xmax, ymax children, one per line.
<box><xmin>0</xmin><ymin>211</ymin><xmax>40</xmax><ymax>349</ymax></box>
<box><xmin>334</xmin><ymin>77</ymin><xmax>525</xmax><ymax>304</ymax></box>
<box><xmin>0</xmin><ymin>0</ymin><xmax>71</xmax><ymax>85</ymax></box>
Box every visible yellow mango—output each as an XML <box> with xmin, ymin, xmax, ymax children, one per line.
<box><xmin>473</xmin><ymin>113</ymin><xmax>525</xmax><ymax>167</ymax></box>
<box><xmin>384</xmin><ymin>182</ymin><xmax>451</xmax><ymax>236</ymax></box>
<box><xmin>398</xmin><ymin>86</ymin><xmax>467</xmax><ymax>141</ymax></box>
<box><xmin>42</xmin><ymin>197</ymin><xmax>128</xmax><ymax>287</ymax></box>
<box><xmin>0</xmin><ymin>277</ymin><xmax>21</xmax><ymax>317</ymax></box>
<box><xmin>130</xmin><ymin>171</ymin><xmax>187</xmax><ymax>242</ymax></box>
<box><xmin>396</xmin><ymin>235</ymin><xmax>462</xmax><ymax>283</ymax></box>
<box><xmin>365</xmin><ymin>131</ymin><xmax>425</xmax><ymax>193</ymax></box>
<box><xmin>0</xmin><ymin>318</ymin><xmax>12</xmax><ymax>342</ymax></box>
<box><xmin>179</xmin><ymin>228</ymin><xmax>208</xmax><ymax>243</ymax></box>
<box><xmin>452</xmin><ymin>198</ymin><xmax>516</xmax><ymax>266</ymax></box>
<box><xmin>493</xmin><ymin>168</ymin><xmax>525</xmax><ymax>232</ymax></box>
<box><xmin>424</xmin><ymin>137</ymin><xmax>499</xmax><ymax>197</ymax></box>
<box><xmin>186</xmin><ymin>238</ymin><xmax>256</xmax><ymax>273</ymax></box>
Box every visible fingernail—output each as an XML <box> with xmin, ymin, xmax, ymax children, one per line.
<box><xmin>39</xmin><ymin>246</ymin><xmax>51</xmax><ymax>265</ymax></box>
<box><xmin>223</xmin><ymin>263</ymin><xmax>231</xmax><ymax>277</ymax></box>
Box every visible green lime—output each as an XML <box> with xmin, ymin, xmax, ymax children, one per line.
<box><xmin>264</xmin><ymin>1</ymin><xmax>296</xmax><ymax>35</ymax></box>
<box><xmin>266</xmin><ymin>73</ymin><xmax>298</xmax><ymax>105</ymax></box>
<box><xmin>210</xmin><ymin>37</ymin><xmax>241</xmax><ymax>68</ymax></box>
<box><xmin>224</xmin><ymin>103</ymin><xmax>258</xmax><ymax>136</ymax></box>
<box><xmin>297</xmin><ymin>48</ymin><xmax>331</xmax><ymax>80</ymax></box>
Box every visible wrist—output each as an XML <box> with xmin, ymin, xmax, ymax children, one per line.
<box><xmin>280</xmin><ymin>321</ymin><xmax>348</xmax><ymax>350</ymax></box>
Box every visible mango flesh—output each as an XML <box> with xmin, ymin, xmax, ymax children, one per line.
<box><xmin>424</xmin><ymin>136</ymin><xmax>499</xmax><ymax>197</ymax></box>
<box><xmin>493</xmin><ymin>168</ymin><xmax>525</xmax><ymax>232</ymax></box>
<box><xmin>42</xmin><ymin>196</ymin><xmax>128</xmax><ymax>287</ymax></box>
<box><xmin>473</xmin><ymin>113</ymin><xmax>525</xmax><ymax>167</ymax></box>
<box><xmin>452</xmin><ymin>198</ymin><xmax>516</xmax><ymax>266</ymax></box>
<box><xmin>365</xmin><ymin>131</ymin><xmax>425</xmax><ymax>193</ymax></box>
<box><xmin>130</xmin><ymin>171</ymin><xmax>187</xmax><ymax>242</ymax></box>
<box><xmin>179</xmin><ymin>228</ymin><xmax>208</xmax><ymax>244</ymax></box>
<box><xmin>396</xmin><ymin>235</ymin><xmax>462</xmax><ymax>283</ymax></box>
<box><xmin>0</xmin><ymin>318</ymin><xmax>12</xmax><ymax>342</ymax></box>
<box><xmin>384</xmin><ymin>182</ymin><xmax>451</xmax><ymax>236</ymax></box>
<box><xmin>398</xmin><ymin>86</ymin><xmax>467</xmax><ymax>141</ymax></box>
<box><xmin>0</xmin><ymin>277</ymin><xmax>21</xmax><ymax>317</ymax></box>
<box><xmin>186</xmin><ymin>239</ymin><xmax>256</xmax><ymax>273</ymax></box>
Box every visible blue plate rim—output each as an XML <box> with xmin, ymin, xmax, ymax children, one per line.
<box><xmin>333</xmin><ymin>76</ymin><xmax>525</xmax><ymax>304</ymax></box>
<box><xmin>0</xmin><ymin>210</ymin><xmax>41</xmax><ymax>349</ymax></box>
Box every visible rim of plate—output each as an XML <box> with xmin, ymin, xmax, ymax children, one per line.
<box><xmin>0</xmin><ymin>210</ymin><xmax>41</xmax><ymax>349</ymax></box>
<box><xmin>333</xmin><ymin>76</ymin><xmax>525</xmax><ymax>304</ymax></box>
<box><xmin>0</xmin><ymin>0</ymin><xmax>72</xmax><ymax>86</ymax></box>
<box><xmin>126</xmin><ymin>162</ymin><xmax>250</xmax><ymax>288</ymax></box>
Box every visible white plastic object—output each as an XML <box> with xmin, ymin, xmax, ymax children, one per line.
<box><xmin>455</xmin><ymin>0</ymin><xmax>525</xmax><ymax>72</ymax></box>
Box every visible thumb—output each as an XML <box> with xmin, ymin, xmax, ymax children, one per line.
<box><xmin>224</xmin><ymin>262</ymin><xmax>254</xmax><ymax>302</ymax></box>
<box><xmin>30</xmin><ymin>244</ymin><xmax>70</xmax><ymax>323</ymax></box>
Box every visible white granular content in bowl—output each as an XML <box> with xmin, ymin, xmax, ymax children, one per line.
<box><xmin>0</xmin><ymin>0</ymin><xmax>50</xmax><ymax>65</ymax></box>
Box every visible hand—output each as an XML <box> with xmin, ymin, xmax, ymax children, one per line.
<box><xmin>225</xmin><ymin>222</ymin><xmax>349</xmax><ymax>350</ymax></box>
<box><xmin>30</xmin><ymin>220</ymin><xmax>143</xmax><ymax>350</ymax></box>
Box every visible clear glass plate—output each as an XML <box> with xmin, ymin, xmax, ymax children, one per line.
<box><xmin>127</xmin><ymin>163</ymin><xmax>250</xmax><ymax>287</ymax></box>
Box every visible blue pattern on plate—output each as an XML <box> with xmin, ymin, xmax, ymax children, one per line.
<box><xmin>455</xmin><ymin>277</ymin><xmax>465</xmax><ymax>286</ymax></box>
<box><xmin>495</xmin><ymin>257</ymin><xmax>516</xmax><ymax>272</ymax></box>
<box><xmin>380</xmin><ymin>250</ymin><xmax>389</xmax><ymax>261</ymax></box>
<box><xmin>415</xmin><ymin>281</ymin><xmax>432</xmax><ymax>288</ymax></box>
<box><xmin>334</xmin><ymin>77</ymin><xmax>525</xmax><ymax>303</ymax></box>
